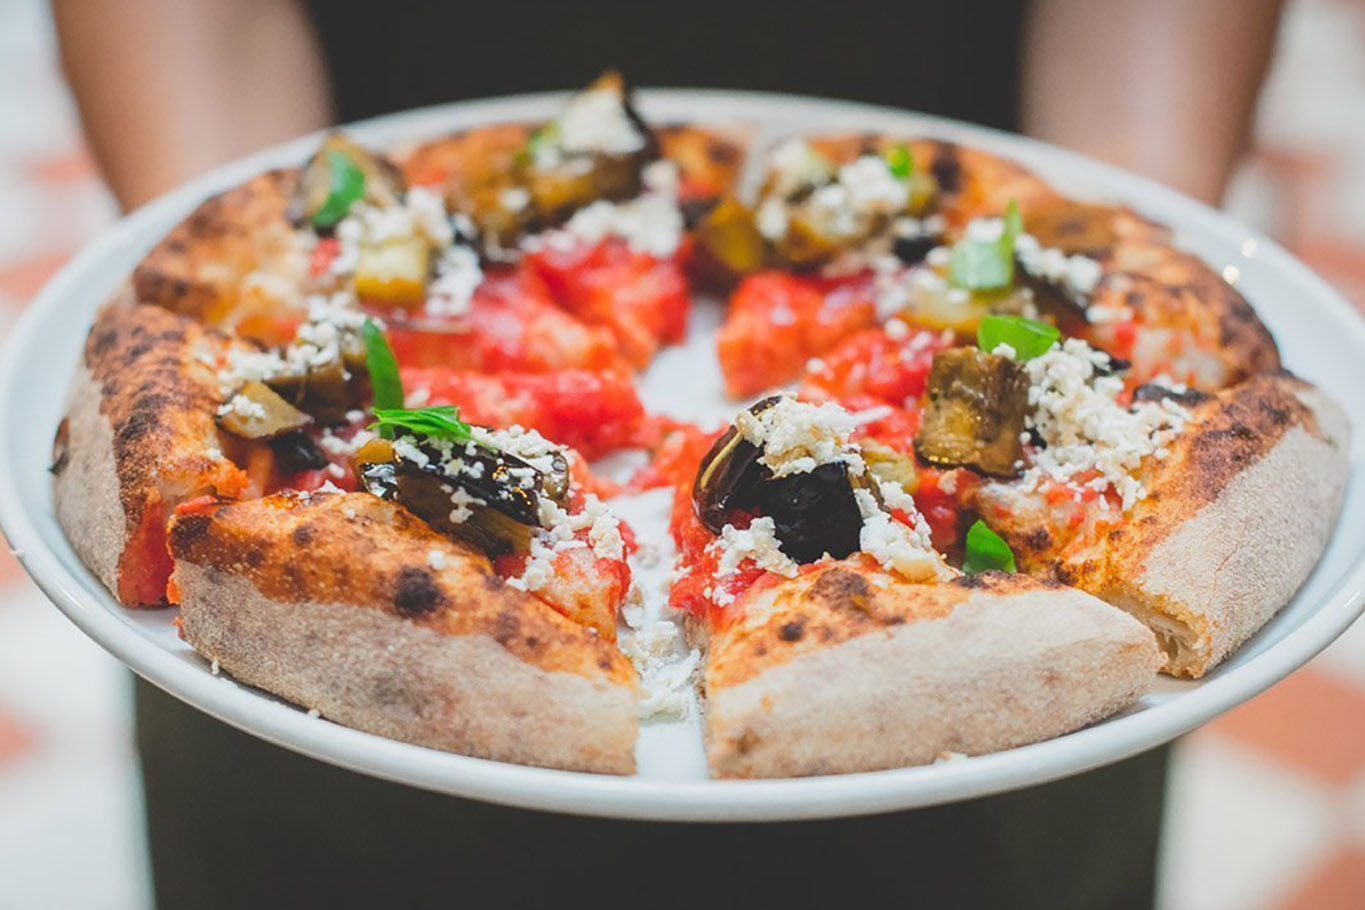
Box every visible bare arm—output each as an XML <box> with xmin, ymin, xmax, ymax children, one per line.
<box><xmin>53</xmin><ymin>0</ymin><xmax>333</xmax><ymax>211</ymax></box>
<box><xmin>1022</xmin><ymin>0</ymin><xmax>1284</xmax><ymax>204</ymax></box>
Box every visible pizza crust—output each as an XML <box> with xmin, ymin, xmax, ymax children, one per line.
<box><xmin>52</xmin><ymin>360</ymin><xmax>125</xmax><ymax>596</ymax></box>
<box><xmin>1110</xmin><ymin>382</ymin><xmax>1350</xmax><ymax>676</ymax></box>
<box><xmin>177</xmin><ymin>564</ymin><xmax>638</xmax><ymax>773</ymax></box>
<box><xmin>703</xmin><ymin>567</ymin><xmax>1161</xmax><ymax>778</ymax></box>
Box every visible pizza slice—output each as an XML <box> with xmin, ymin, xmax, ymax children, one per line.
<box><xmin>662</xmin><ymin>397</ymin><xmax>1161</xmax><ymax>777</ymax></box>
<box><xmin>968</xmin><ymin>363</ymin><xmax>1349</xmax><ymax>677</ymax></box>
<box><xmin>168</xmin><ymin>490</ymin><xmax>637</xmax><ymax>773</ymax></box>
<box><xmin>706</xmin><ymin>133</ymin><xmax>1280</xmax><ymax>397</ymax></box>
<box><xmin>53</xmin><ymin>296</ymin><xmax>256</xmax><ymax>606</ymax></box>
<box><xmin>402</xmin><ymin>71</ymin><xmax>751</xmax><ymax>367</ymax></box>
<box><xmin>132</xmin><ymin>131</ymin><xmax>630</xmax><ymax>375</ymax></box>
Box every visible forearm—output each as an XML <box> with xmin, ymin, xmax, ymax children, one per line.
<box><xmin>54</xmin><ymin>0</ymin><xmax>333</xmax><ymax>211</ymax></box>
<box><xmin>1022</xmin><ymin>0</ymin><xmax>1283</xmax><ymax>204</ymax></box>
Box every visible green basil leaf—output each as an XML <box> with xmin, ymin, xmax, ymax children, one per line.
<box><xmin>977</xmin><ymin>313</ymin><xmax>1061</xmax><ymax>361</ymax></box>
<box><xmin>362</xmin><ymin>319</ymin><xmax>404</xmax><ymax>437</ymax></box>
<box><xmin>370</xmin><ymin>406</ymin><xmax>475</xmax><ymax>442</ymax></box>
<box><xmin>312</xmin><ymin>150</ymin><xmax>367</xmax><ymax>228</ymax></box>
<box><xmin>962</xmin><ymin>519</ymin><xmax>1016</xmax><ymax>575</ymax></box>
<box><xmin>884</xmin><ymin>144</ymin><xmax>913</xmax><ymax>180</ymax></box>
<box><xmin>948</xmin><ymin>198</ymin><xmax>1023</xmax><ymax>291</ymax></box>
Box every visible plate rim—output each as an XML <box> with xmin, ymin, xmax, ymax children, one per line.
<box><xmin>1</xmin><ymin>87</ymin><xmax>1362</xmax><ymax>821</ymax></box>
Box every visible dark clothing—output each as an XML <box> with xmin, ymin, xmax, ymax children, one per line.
<box><xmin>137</xmin><ymin>5</ymin><xmax>1168</xmax><ymax>908</ymax></box>
<box><xmin>304</xmin><ymin>1</ymin><xmax>1029</xmax><ymax>131</ymax></box>
<box><xmin>137</xmin><ymin>680</ymin><xmax>1166</xmax><ymax>910</ymax></box>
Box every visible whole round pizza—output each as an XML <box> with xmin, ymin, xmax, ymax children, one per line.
<box><xmin>51</xmin><ymin>74</ymin><xmax>1350</xmax><ymax>778</ymax></box>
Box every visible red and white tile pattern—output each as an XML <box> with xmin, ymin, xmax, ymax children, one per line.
<box><xmin>0</xmin><ymin>1</ymin><xmax>1361</xmax><ymax>907</ymax></box>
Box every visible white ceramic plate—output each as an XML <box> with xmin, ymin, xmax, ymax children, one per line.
<box><xmin>1</xmin><ymin>91</ymin><xmax>1362</xmax><ymax>822</ymax></box>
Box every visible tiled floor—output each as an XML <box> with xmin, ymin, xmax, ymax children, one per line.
<box><xmin>0</xmin><ymin>1</ymin><xmax>1362</xmax><ymax>907</ymax></box>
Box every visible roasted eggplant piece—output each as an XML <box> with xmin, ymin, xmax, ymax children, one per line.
<box><xmin>914</xmin><ymin>348</ymin><xmax>1030</xmax><ymax>477</ymax></box>
<box><xmin>693</xmin><ymin>396</ymin><xmax>780</xmax><ymax>531</ymax></box>
<box><xmin>693</xmin><ymin>197</ymin><xmax>768</xmax><ymax>282</ymax></box>
<box><xmin>216</xmin><ymin>381</ymin><xmax>312</xmax><ymax>440</ymax></box>
<box><xmin>265</xmin><ymin>359</ymin><xmax>358</xmax><ymax>426</ymax></box>
<box><xmin>751</xmin><ymin>462</ymin><xmax>865</xmax><ymax>563</ymax></box>
<box><xmin>693</xmin><ymin>396</ymin><xmax>871</xmax><ymax>563</ymax></box>
<box><xmin>355</xmin><ymin>434</ymin><xmax>569</xmax><ymax>557</ymax></box>
<box><xmin>518</xmin><ymin>71</ymin><xmax>656</xmax><ymax>224</ymax></box>
<box><xmin>1017</xmin><ymin>265</ymin><xmax>1091</xmax><ymax>322</ymax></box>
<box><xmin>295</xmin><ymin>133</ymin><xmax>405</xmax><ymax>229</ymax></box>
<box><xmin>270</xmin><ymin>431</ymin><xmax>329</xmax><ymax>474</ymax></box>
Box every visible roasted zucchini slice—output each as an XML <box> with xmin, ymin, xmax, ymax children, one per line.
<box><xmin>914</xmin><ymin>348</ymin><xmax>1030</xmax><ymax>477</ymax></box>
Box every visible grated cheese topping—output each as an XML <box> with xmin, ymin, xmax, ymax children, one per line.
<box><xmin>424</xmin><ymin>243</ymin><xmax>484</xmax><ymax>318</ymax></box>
<box><xmin>537</xmin><ymin>86</ymin><xmax>646</xmax><ymax>167</ymax></box>
<box><xmin>708</xmin><ymin>517</ymin><xmax>800</xmax><ymax>579</ymax></box>
<box><xmin>522</xmin><ymin>159</ymin><xmax>683</xmax><ymax>257</ymax></box>
<box><xmin>1018</xmin><ymin>338</ymin><xmax>1191</xmax><ymax>510</ymax></box>
<box><xmin>734</xmin><ymin>396</ymin><xmax>864</xmax><ymax>478</ymax></box>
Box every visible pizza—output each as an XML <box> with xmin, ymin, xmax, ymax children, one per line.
<box><xmin>51</xmin><ymin>74</ymin><xmax>1350</xmax><ymax>778</ymax></box>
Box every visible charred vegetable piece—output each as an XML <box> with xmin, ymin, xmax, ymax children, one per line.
<box><xmin>862</xmin><ymin>440</ymin><xmax>919</xmax><ymax>494</ymax></box>
<box><xmin>356</xmin><ymin>430</ymin><xmax>569</xmax><ymax>557</ymax></box>
<box><xmin>355</xmin><ymin>234</ymin><xmax>430</xmax><ymax>310</ymax></box>
<box><xmin>914</xmin><ymin>348</ymin><xmax>1030</xmax><ymax>477</ymax></box>
<box><xmin>693</xmin><ymin>396</ymin><xmax>872</xmax><ymax>564</ymax></box>
<box><xmin>694</xmin><ymin>197</ymin><xmax>768</xmax><ymax>280</ymax></box>
<box><xmin>693</xmin><ymin>396</ymin><xmax>781</xmax><ymax>532</ymax></box>
<box><xmin>772</xmin><ymin>213</ymin><xmax>843</xmax><ymax>268</ymax></box>
<box><xmin>892</xmin><ymin>231</ymin><xmax>943</xmax><ymax>266</ymax></box>
<box><xmin>753</xmin><ymin>462</ymin><xmax>865</xmax><ymax>564</ymax></box>
<box><xmin>1017</xmin><ymin>266</ymin><xmax>1091</xmax><ymax>321</ymax></box>
<box><xmin>270</xmin><ymin>431</ymin><xmax>329</xmax><ymax>474</ymax></box>
<box><xmin>518</xmin><ymin>71</ymin><xmax>655</xmax><ymax>223</ymax></box>
<box><xmin>1133</xmin><ymin>383</ymin><xmax>1208</xmax><ymax>406</ymax></box>
<box><xmin>297</xmin><ymin>133</ymin><xmax>404</xmax><ymax>228</ymax></box>
<box><xmin>217</xmin><ymin>381</ymin><xmax>312</xmax><ymax>440</ymax></box>
<box><xmin>265</xmin><ymin>359</ymin><xmax>356</xmax><ymax>426</ymax></box>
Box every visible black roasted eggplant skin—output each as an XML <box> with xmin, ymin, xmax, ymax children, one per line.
<box><xmin>752</xmin><ymin>462</ymin><xmax>865</xmax><ymax>564</ymax></box>
<box><xmin>270</xmin><ymin>431</ymin><xmax>329</xmax><ymax>475</ymax></box>
<box><xmin>692</xmin><ymin>395</ymin><xmax>864</xmax><ymax>565</ymax></box>
<box><xmin>693</xmin><ymin>396</ymin><xmax>783</xmax><ymax>532</ymax></box>
<box><xmin>914</xmin><ymin>348</ymin><xmax>1030</xmax><ymax>478</ymax></box>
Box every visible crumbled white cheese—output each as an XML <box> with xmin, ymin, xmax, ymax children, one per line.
<box><xmin>620</xmin><ymin>604</ymin><xmax>698</xmax><ymax>719</ymax></box>
<box><xmin>499</xmin><ymin>186</ymin><xmax>530</xmax><ymax>213</ymax></box>
<box><xmin>1017</xmin><ymin>338</ymin><xmax>1190</xmax><ymax>510</ymax></box>
<box><xmin>1013</xmin><ymin>231</ymin><xmax>1105</xmax><ymax>296</ymax></box>
<box><xmin>424</xmin><ymin>244</ymin><xmax>484</xmax><ymax>318</ymax></box>
<box><xmin>217</xmin><ymin>394</ymin><xmax>267</xmax><ymax>423</ymax></box>
<box><xmin>854</xmin><ymin>486</ymin><xmax>946</xmax><ymax>582</ymax></box>
<box><xmin>735</xmin><ymin>396</ymin><xmax>864</xmax><ymax>478</ymax></box>
<box><xmin>524</xmin><ymin>159</ymin><xmax>683</xmax><ymax>257</ymax></box>
<box><xmin>543</xmin><ymin>86</ymin><xmax>646</xmax><ymax>163</ymax></box>
<box><xmin>709</xmin><ymin>516</ymin><xmax>801</xmax><ymax>578</ymax></box>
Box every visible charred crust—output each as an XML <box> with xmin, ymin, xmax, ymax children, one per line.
<box><xmin>50</xmin><ymin>418</ymin><xmax>70</xmax><ymax>475</ymax></box>
<box><xmin>1022</xmin><ymin>527</ymin><xmax>1051</xmax><ymax>554</ymax></box>
<box><xmin>291</xmin><ymin>524</ymin><xmax>316</xmax><ymax>547</ymax></box>
<box><xmin>705</xmin><ymin>139</ymin><xmax>740</xmax><ymax>166</ymax></box>
<box><xmin>393</xmin><ymin>567</ymin><xmax>446</xmax><ymax>617</ymax></box>
<box><xmin>931</xmin><ymin>143</ymin><xmax>963</xmax><ymax>195</ymax></box>
<box><xmin>492</xmin><ymin>608</ymin><xmax>519</xmax><ymax>644</ymax></box>
<box><xmin>777</xmin><ymin>619</ymin><xmax>806</xmax><ymax>642</ymax></box>
<box><xmin>169</xmin><ymin>513</ymin><xmax>214</xmax><ymax>550</ymax></box>
<box><xmin>810</xmin><ymin>568</ymin><xmax>873</xmax><ymax>615</ymax></box>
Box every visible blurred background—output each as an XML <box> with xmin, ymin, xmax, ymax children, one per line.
<box><xmin>0</xmin><ymin>1</ymin><xmax>1362</xmax><ymax>907</ymax></box>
